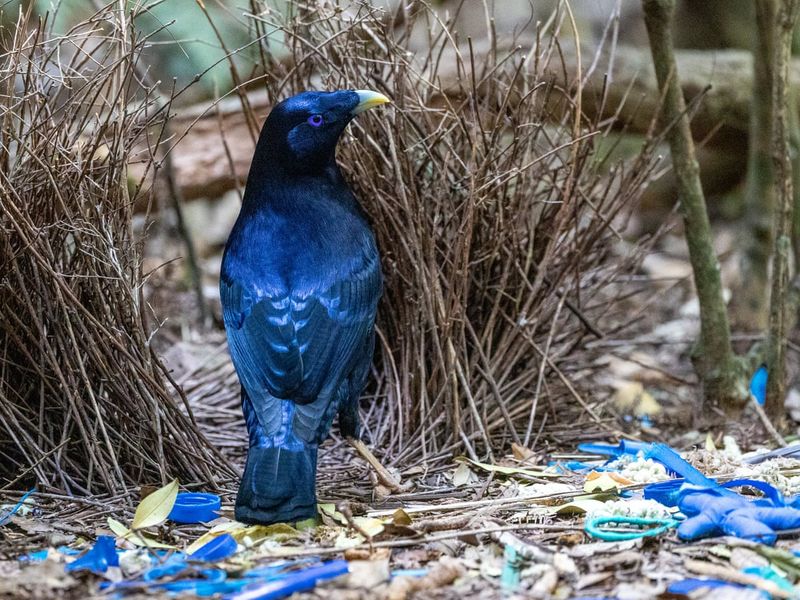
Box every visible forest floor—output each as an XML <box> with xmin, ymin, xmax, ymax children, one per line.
<box><xmin>2</xmin><ymin>216</ymin><xmax>800</xmax><ymax>600</ymax></box>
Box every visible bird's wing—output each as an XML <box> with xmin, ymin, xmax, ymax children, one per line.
<box><xmin>221</xmin><ymin>250</ymin><xmax>381</xmax><ymax>443</ymax></box>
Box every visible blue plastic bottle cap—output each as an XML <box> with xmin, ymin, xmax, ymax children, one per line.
<box><xmin>189</xmin><ymin>533</ymin><xmax>238</xmax><ymax>562</ymax></box>
<box><xmin>168</xmin><ymin>492</ymin><xmax>221</xmax><ymax>524</ymax></box>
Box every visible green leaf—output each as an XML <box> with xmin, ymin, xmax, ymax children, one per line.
<box><xmin>452</xmin><ymin>463</ymin><xmax>473</xmax><ymax>487</ymax></box>
<box><xmin>131</xmin><ymin>479</ymin><xmax>179</xmax><ymax>530</ymax></box>
<box><xmin>107</xmin><ymin>517</ymin><xmax>131</xmax><ymax>538</ymax></box>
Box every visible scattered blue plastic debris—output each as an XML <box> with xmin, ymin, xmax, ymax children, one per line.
<box><xmin>169</xmin><ymin>492</ymin><xmax>221</xmax><ymax>524</ymax></box>
<box><xmin>65</xmin><ymin>536</ymin><xmax>119</xmax><ymax>574</ymax></box>
<box><xmin>0</xmin><ymin>488</ymin><xmax>35</xmax><ymax>526</ymax></box>
<box><xmin>577</xmin><ymin>439</ymin><xmax>800</xmax><ymax>544</ymax></box>
<box><xmin>751</xmin><ymin>364</ymin><xmax>768</xmax><ymax>406</ymax></box>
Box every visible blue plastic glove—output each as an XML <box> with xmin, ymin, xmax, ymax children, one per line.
<box><xmin>678</xmin><ymin>486</ymin><xmax>800</xmax><ymax>545</ymax></box>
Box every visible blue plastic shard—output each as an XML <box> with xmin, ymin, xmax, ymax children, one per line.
<box><xmin>225</xmin><ymin>560</ymin><xmax>349</xmax><ymax>600</ymax></box>
<box><xmin>190</xmin><ymin>534</ymin><xmax>238</xmax><ymax>562</ymax></box>
<box><xmin>668</xmin><ymin>578</ymin><xmax>749</xmax><ymax>595</ymax></box>
<box><xmin>65</xmin><ymin>536</ymin><xmax>119</xmax><ymax>574</ymax></box>
<box><xmin>743</xmin><ymin>442</ymin><xmax>800</xmax><ymax>464</ymax></box>
<box><xmin>644</xmin><ymin>443</ymin><xmax>716</xmax><ymax>485</ymax></box>
<box><xmin>750</xmin><ymin>364</ymin><xmax>768</xmax><ymax>406</ymax></box>
<box><xmin>20</xmin><ymin>549</ymin><xmax>49</xmax><ymax>562</ymax></box>
<box><xmin>577</xmin><ymin>440</ymin><xmax>650</xmax><ymax>458</ymax></box>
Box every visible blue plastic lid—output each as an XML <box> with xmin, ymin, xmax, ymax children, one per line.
<box><xmin>169</xmin><ymin>493</ymin><xmax>221</xmax><ymax>524</ymax></box>
<box><xmin>190</xmin><ymin>534</ymin><xmax>238</xmax><ymax>562</ymax></box>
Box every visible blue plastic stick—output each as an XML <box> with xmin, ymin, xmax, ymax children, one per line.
<box><xmin>0</xmin><ymin>488</ymin><xmax>35</xmax><ymax>526</ymax></box>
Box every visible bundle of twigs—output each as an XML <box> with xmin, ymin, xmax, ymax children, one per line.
<box><xmin>220</xmin><ymin>1</ymin><xmax>659</xmax><ymax>463</ymax></box>
<box><xmin>0</xmin><ymin>5</ymin><xmax>233</xmax><ymax>494</ymax></box>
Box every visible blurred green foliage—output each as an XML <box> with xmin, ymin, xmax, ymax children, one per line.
<box><xmin>1</xmin><ymin>0</ymin><xmax>282</xmax><ymax>102</ymax></box>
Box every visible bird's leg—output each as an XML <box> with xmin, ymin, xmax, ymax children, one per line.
<box><xmin>347</xmin><ymin>437</ymin><xmax>413</xmax><ymax>493</ymax></box>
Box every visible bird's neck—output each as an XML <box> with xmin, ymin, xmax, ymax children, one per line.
<box><xmin>241</xmin><ymin>159</ymin><xmax>351</xmax><ymax>215</ymax></box>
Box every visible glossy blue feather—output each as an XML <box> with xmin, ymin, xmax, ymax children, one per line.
<box><xmin>220</xmin><ymin>91</ymin><xmax>384</xmax><ymax>523</ymax></box>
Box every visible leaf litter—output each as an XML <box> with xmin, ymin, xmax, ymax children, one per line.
<box><xmin>5</xmin><ymin>434</ymin><xmax>800</xmax><ymax>599</ymax></box>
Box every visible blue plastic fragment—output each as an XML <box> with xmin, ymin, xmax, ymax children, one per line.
<box><xmin>142</xmin><ymin>553</ymin><xmax>188</xmax><ymax>581</ymax></box>
<box><xmin>751</xmin><ymin>364</ymin><xmax>768</xmax><ymax>406</ymax></box>
<box><xmin>500</xmin><ymin>544</ymin><xmax>521</xmax><ymax>591</ymax></box>
<box><xmin>577</xmin><ymin>440</ymin><xmax>649</xmax><ymax>458</ymax></box>
<box><xmin>20</xmin><ymin>549</ymin><xmax>49</xmax><ymax>562</ymax></box>
<box><xmin>391</xmin><ymin>569</ymin><xmax>429</xmax><ymax>578</ymax></box>
<box><xmin>0</xmin><ymin>488</ymin><xmax>35</xmax><ymax>526</ymax></box>
<box><xmin>644</xmin><ymin>443</ymin><xmax>716</xmax><ymax>485</ymax></box>
<box><xmin>742</xmin><ymin>565</ymin><xmax>795</xmax><ymax>592</ymax></box>
<box><xmin>225</xmin><ymin>560</ymin><xmax>349</xmax><ymax>600</ymax></box>
<box><xmin>743</xmin><ymin>443</ymin><xmax>800</xmax><ymax>464</ymax></box>
<box><xmin>158</xmin><ymin>568</ymin><xmax>227</xmax><ymax>592</ymax></box>
<box><xmin>190</xmin><ymin>534</ymin><xmax>238</xmax><ymax>562</ymax></box>
<box><xmin>169</xmin><ymin>492</ymin><xmax>221</xmax><ymax>524</ymax></box>
<box><xmin>65</xmin><ymin>536</ymin><xmax>119</xmax><ymax>574</ymax></box>
<box><xmin>667</xmin><ymin>578</ymin><xmax>749</xmax><ymax>594</ymax></box>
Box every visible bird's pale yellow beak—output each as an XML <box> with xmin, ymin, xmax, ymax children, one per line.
<box><xmin>352</xmin><ymin>90</ymin><xmax>391</xmax><ymax>115</ymax></box>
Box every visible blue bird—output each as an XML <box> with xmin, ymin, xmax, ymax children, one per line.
<box><xmin>220</xmin><ymin>89</ymin><xmax>389</xmax><ymax>524</ymax></box>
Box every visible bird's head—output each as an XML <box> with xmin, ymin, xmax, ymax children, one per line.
<box><xmin>254</xmin><ymin>89</ymin><xmax>390</xmax><ymax>176</ymax></box>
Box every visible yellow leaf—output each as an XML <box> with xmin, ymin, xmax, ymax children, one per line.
<box><xmin>185</xmin><ymin>521</ymin><xmax>298</xmax><ymax>555</ymax></box>
<box><xmin>107</xmin><ymin>517</ymin><xmax>175</xmax><ymax>549</ymax></box>
<box><xmin>583</xmin><ymin>472</ymin><xmax>633</xmax><ymax>493</ymax></box>
<box><xmin>512</xmin><ymin>443</ymin><xmax>535</xmax><ymax>461</ymax></box>
<box><xmin>392</xmin><ymin>509</ymin><xmax>413</xmax><ymax>526</ymax></box>
<box><xmin>353</xmin><ymin>517</ymin><xmax>384</xmax><ymax>538</ymax></box>
<box><xmin>131</xmin><ymin>479</ymin><xmax>179</xmax><ymax>530</ymax></box>
<box><xmin>455</xmin><ymin>456</ymin><xmax>559</xmax><ymax>479</ymax></box>
<box><xmin>705</xmin><ymin>434</ymin><xmax>716</xmax><ymax>452</ymax></box>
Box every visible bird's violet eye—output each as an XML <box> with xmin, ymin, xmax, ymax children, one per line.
<box><xmin>307</xmin><ymin>114</ymin><xmax>324</xmax><ymax>127</ymax></box>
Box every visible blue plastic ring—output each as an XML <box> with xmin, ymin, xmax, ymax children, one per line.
<box><xmin>168</xmin><ymin>492</ymin><xmax>221</xmax><ymax>524</ymax></box>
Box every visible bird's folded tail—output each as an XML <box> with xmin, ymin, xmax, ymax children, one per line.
<box><xmin>235</xmin><ymin>444</ymin><xmax>318</xmax><ymax>525</ymax></box>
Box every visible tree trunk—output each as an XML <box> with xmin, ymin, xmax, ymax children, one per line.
<box><xmin>765</xmin><ymin>0</ymin><xmax>800</xmax><ymax>422</ymax></box>
<box><xmin>734</xmin><ymin>0</ymin><xmax>777</xmax><ymax>330</ymax></box>
<box><xmin>641</xmin><ymin>0</ymin><xmax>749</xmax><ymax>415</ymax></box>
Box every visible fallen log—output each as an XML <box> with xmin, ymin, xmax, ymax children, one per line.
<box><xmin>140</xmin><ymin>45</ymin><xmax>787</xmax><ymax>204</ymax></box>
